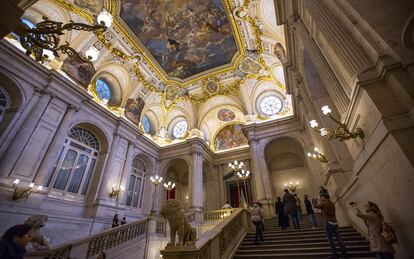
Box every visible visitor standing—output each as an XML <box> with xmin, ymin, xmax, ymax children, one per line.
<box><xmin>112</xmin><ymin>214</ymin><xmax>119</xmax><ymax>228</ymax></box>
<box><xmin>0</xmin><ymin>224</ymin><xmax>32</xmax><ymax>259</ymax></box>
<box><xmin>121</xmin><ymin>217</ymin><xmax>127</xmax><ymax>225</ymax></box>
<box><xmin>294</xmin><ymin>193</ymin><xmax>302</xmax><ymax>219</ymax></box>
<box><xmin>250</xmin><ymin>202</ymin><xmax>264</xmax><ymax>245</ymax></box>
<box><xmin>275</xmin><ymin>197</ymin><xmax>288</xmax><ymax>230</ymax></box>
<box><xmin>351</xmin><ymin>201</ymin><xmax>395</xmax><ymax>259</ymax></box>
<box><xmin>222</xmin><ymin>201</ymin><xmax>232</xmax><ymax>209</ymax></box>
<box><xmin>304</xmin><ymin>194</ymin><xmax>317</xmax><ymax>228</ymax></box>
<box><xmin>282</xmin><ymin>189</ymin><xmax>300</xmax><ymax>229</ymax></box>
<box><xmin>312</xmin><ymin>194</ymin><xmax>348</xmax><ymax>259</ymax></box>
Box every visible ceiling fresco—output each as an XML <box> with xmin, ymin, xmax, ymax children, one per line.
<box><xmin>16</xmin><ymin>0</ymin><xmax>292</xmax><ymax>151</ymax></box>
<box><xmin>119</xmin><ymin>0</ymin><xmax>238</xmax><ymax>79</ymax></box>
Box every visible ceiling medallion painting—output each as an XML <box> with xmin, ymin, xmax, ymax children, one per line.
<box><xmin>217</xmin><ymin>109</ymin><xmax>236</xmax><ymax>122</ymax></box>
<box><xmin>117</xmin><ymin>0</ymin><xmax>240</xmax><ymax>81</ymax></box>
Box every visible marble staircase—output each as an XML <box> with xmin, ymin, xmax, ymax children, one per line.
<box><xmin>233</xmin><ymin>214</ymin><xmax>375</xmax><ymax>258</ymax></box>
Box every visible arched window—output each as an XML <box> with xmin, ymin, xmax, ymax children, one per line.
<box><xmin>95</xmin><ymin>79</ymin><xmax>111</xmax><ymax>102</ymax></box>
<box><xmin>47</xmin><ymin>127</ymin><xmax>99</xmax><ymax>196</ymax></box>
<box><xmin>126</xmin><ymin>157</ymin><xmax>146</xmax><ymax>208</ymax></box>
<box><xmin>142</xmin><ymin>115</ymin><xmax>151</xmax><ymax>134</ymax></box>
<box><xmin>0</xmin><ymin>87</ymin><xmax>9</xmax><ymax>123</ymax></box>
<box><xmin>21</xmin><ymin>18</ymin><xmax>35</xmax><ymax>29</ymax></box>
<box><xmin>172</xmin><ymin>120</ymin><xmax>188</xmax><ymax>139</ymax></box>
<box><xmin>259</xmin><ymin>95</ymin><xmax>283</xmax><ymax>116</ymax></box>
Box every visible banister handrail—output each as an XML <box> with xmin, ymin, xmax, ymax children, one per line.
<box><xmin>25</xmin><ymin>218</ymin><xmax>150</xmax><ymax>258</ymax></box>
<box><xmin>161</xmin><ymin>208</ymin><xmax>251</xmax><ymax>259</ymax></box>
<box><xmin>203</xmin><ymin>208</ymin><xmax>237</xmax><ymax>222</ymax></box>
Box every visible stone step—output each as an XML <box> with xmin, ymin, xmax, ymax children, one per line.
<box><xmin>241</xmin><ymin>236</ymin><xmax>367</xmax><ymax>245</ymax></box>
<box><xmin>243</xmin><ymin>231</ymin><xmax>360</xmax><ymax>240</ymax></box>
<box><xmin>233</xmin><ymin>251</ymin><xmax>376</xmax><ymax>258</ymax></box>
<box><xmin>238</xmin><ymin>240</ymin><xmax>369</xmax><ymax>250</ymax></box>
<box><xmin>235</xmin><ymin>245</ymin><xmax>371</xmax><ymax>254</ymax></box>
<box><xmin>246</xmin><ymin>227</ymin><xmax>355</xmax><ymax>235</ymax></box>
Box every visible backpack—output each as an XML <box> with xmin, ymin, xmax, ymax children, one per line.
<box><xmin>382</xmin><ymin>222</ymin><xmax>398</xmax><ymax>244</ymax></box>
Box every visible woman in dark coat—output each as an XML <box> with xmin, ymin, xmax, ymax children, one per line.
<box><xmin>275</xmin><ymin>197</ymin><xmax>289</xmax><ymax>230</ymax></box>
<box><xmin>112</xmin><ymin>214</ymin><xmax>119</xmax><ymax>228</ymax></box>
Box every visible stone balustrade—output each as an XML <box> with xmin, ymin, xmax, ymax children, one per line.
<box><xmin>25</xmin><ymin>218</ymin><xmax>149</xmax><ymax>259</ymax></box>
<box><xmin>160</xmin><ymin>208</ymin><xmax>251</xmax><ymax>259</ymax></box>
<box><xmin>203</xmin><ymin>208</ymin><xmax>237</xmax><ymax>223</ymax></box>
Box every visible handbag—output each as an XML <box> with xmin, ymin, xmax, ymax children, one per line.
<box><xmin>381</xmin><ymin>222</ymin><xmax>398</xmax><ymax>244</ymax></box>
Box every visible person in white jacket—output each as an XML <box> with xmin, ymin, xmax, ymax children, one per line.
<box><xmin>250</xmin><ymin>202</ymin><xmax>264</xmax><ymax>245</ymax></box>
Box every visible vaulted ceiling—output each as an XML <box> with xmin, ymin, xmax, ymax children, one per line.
<box><xmin>8</xmin><ymin>0</ymin><xmax>294</xmax><ymax>151</ymax></box>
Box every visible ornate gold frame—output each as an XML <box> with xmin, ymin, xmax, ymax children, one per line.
<box><xmin>109</xmin><ymin>0</ymin><xmax>246</xmax><ymax>87</ymax></box>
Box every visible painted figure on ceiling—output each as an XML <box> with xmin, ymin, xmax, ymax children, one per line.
<box><xmin>124</xmin><ymin>96</ymin><xmax>145</xmax><ymax>125</ymax></box>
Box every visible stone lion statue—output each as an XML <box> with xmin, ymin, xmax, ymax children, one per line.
<box><xmin>24</xmin><ymin>214</ymin><xmax>49</xmax><ymax>250</ymax></box>
<box><xmin>160</xmin><ymin>200</ymin><xmax>196</xmax><ymax>246</ymax></box>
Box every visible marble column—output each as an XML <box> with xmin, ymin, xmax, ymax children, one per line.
<box><xmin>0</xmin><ymin>90</ymin><xmax>50</xmax><ymax>177</ymax></box>
<box><xmin>96</xmin><ymin>133</ymin><xmax>121</xmax><ymax>202</ymax></box>
<box><xmin>294</xmin><ymin>20</ymin><xmax>350</xmax><ymax>116</ymax></box>
<box><xmin>188</xmin><ymin>142</ymin><xmax>203</xmax><ymax>234</ymax></box>
<box><xmin>34</xmin><ymin>105</ymin><xmax>78</xmax><ymax>185</ymax></box>
<box><xmin>118</xmin><ymin>141</ymin><xmax>135</xmax><ymax>205</ymax></box>
<box><xmin>248</xmin><ymin>137</ymin><xmax>274</xmax><ymax>217</ymax></box>
<box><xmin>299</xmin><ymin>0</ymin><xmax>372</xmax><ymax>89</ymax></box>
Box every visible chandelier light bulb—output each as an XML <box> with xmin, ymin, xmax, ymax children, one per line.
<box><xmin>320</xmin><ymin>128</ymin><xmax>328</xmax><ymax>136</ymax></box>
<box><xmin>37</xmin><ymin>185</ymin><xmax>43</xmax><ymax>191</ymax></box>
<box><xmin>310</xmin><ymin>120</ymin><xmax>318</xmax><ymax>128</ymax></box>
<box><xmin>42</xmin><ymin>49</ymin><xmax>55</xmax><ymax>60</ymax></box>
<box><xmin>312</xmin><ymin>154</ymin><xmax>317</xmax><ymax>158</ymax></box>
<box><xmin>234</xmin><ymin>160</ymin><xmax>238</xmax><ymax>165</ymax></box>
<box><xmin>307</xmin><ymin>152</ymin><xmax>312</xmax><ymax>157</ymax></box>
<box><xmin>85</xmin><ymin>46</ymin><xmax>99</xmax><ymax>61</ymax></box>
<box><xmin>97</xmin><ymin>10</ymin><xmax>113</xmax><ymax>27</ymax></box>
<box><xmin>321</xmin><ymin>105</ymin><xmax>332</xmax><ymax>115</ymax></box>
<box><xmin>296</xmin><ymin>181</ymin><xmax>299</xmax><ymax>185</ymax></box>
<box><xmin>13</xmin><ymin>179</ymin><xmax>20</xmax><ymax>185</ymax></box>
<box><xmin>29</xmin><ymin>183</ymin><xmax>35</xmax><ymax>188</ymax></box>
<box><xmin>314</xmin><ymin>147</ymin><xmax>319</xmax><ymax>152</ymax></box>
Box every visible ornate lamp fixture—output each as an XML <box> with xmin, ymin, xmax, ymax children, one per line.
<box><xmin>237</xmin><ymin>169</ymin><xmax>251</xmax><ymax>206</ymax></box>
<box><xmin>284</xmin><ymin>181</ymin><xmax>299</xmax><ymax>193</ymax></box>
<box><xmin>307</xmin><ymin>147</ymin><xmax>328</xmax><ymax>163</ymax></box>
<box><xmin>309</xmin><ymin>105</ymin><xmax>364</xmax><ymax>141</ymax></box>
<box><xmin>12</xmin><ymin>179</ymin><xmax>43</xmax><ymax>201</ymax></box>
<box><xmin>109</xmin><ymin>184</ymin><xmax>125</xmax><ymax>198</ymax></box>
<box><xmin>163</xmin><ymin>181</ymin><xmax>176</xmax><ymax>199</ymax></box>
<box><xmin>228</xmin><ymin>160</ymin><xmax>244</xmax><ymax>170</ymax></box>
<box><xmin>150</xmin><ymin>175</ymin><xmax>163</xmax><ymax>216</ymax></box>
<box><xmin>13</xmin><ymin>10</ymin><xmax>112</xmax><ymax>63</ymax></box>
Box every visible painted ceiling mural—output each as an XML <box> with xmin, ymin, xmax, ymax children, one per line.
<box><xmin>119</xmin><ymin>0</ymin><xmax>238</xmax><ymax>79</ymax></box>
<box><xmin>215</xmin><ymin>124</ymin><xmax>248</xmax><ymax>151</ymax></box>
<box><xmin>12</xmin><ymin>0</ymin><xmax>292</xmax><ymax>151</ymax></box>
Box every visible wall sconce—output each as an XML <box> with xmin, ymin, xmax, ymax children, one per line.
<box><xmin>307</xmin><ymin>147</ymin><xmax>328</xmax><ymax>163</ymax></box>
<box><xmin>309</xmin><ymin>105</ymin><xmax>364</xmax><ymax>141</ymax></box>
<box><xmin>12</xmin><ymin>179</ymin><xmax>43</xmax><ymax>201</ymax></box>
<box><xmin>284</xmin><ymin>181</ymin><xmax>299</xmax><ymax>192</ymax></box>
<box><xmin>109</xmin><ymin>184</ymin><xmax>125</xmax><ymax>198</ymax></box>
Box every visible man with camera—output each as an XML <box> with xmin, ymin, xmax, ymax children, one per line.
<box><xmin>312</xmin><ymin>193</ymin><xmax>348</xmax><ymax>259</ymax></box>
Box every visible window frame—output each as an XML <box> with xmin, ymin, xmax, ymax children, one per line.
<box><xmin>125</xmin><ymin>157</ymin><xmax>147</xmax><ymax>210</ymax></box>
<box><xmin>0</xmin><ymin>86</ymin><xmax>10</xmax><ymax>123</ymax></box>
<box><xmin>257</xmin><ymin>93</ymin><xmax>284</xmax><ymax>116</ymax></box>
<box><xmin>47</xmin><ymin>128</ymin><xmax>99</xmax><ymax>201</ymax></box>
<box><xmin>172</xmin><ymin>120</ymin><xmax>188</xmax><ymax>139</ymax></box>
